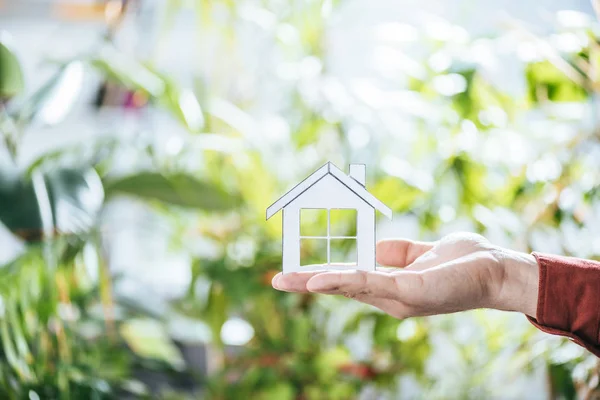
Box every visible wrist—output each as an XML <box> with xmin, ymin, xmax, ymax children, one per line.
<box><xmin>493</xmin><ymin>249</ymin><xmax>539</xmax><ymax>318</ymax></box>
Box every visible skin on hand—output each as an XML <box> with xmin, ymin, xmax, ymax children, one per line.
<box><xmin>272</xmin><ymin>232</ymin><xmax>539</xmax><ymax>320</ymax></box>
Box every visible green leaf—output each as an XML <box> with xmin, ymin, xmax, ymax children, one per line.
<box><xmin>0</xmin><ymin>168</ymin><xmax>43</xmax><ymax>240</ymax></box>
<box><xmin>163</xmin><ymin>84</ymin><xmax>204</xmax><ymax>133</ymax></box>
<box><xmin>44</xmin><ymin>168</ymin><xmax>105</xmax><ymax>234</ymax></box>
<box><xmin>526</xmin><ymin>60</ymin><xmax>588</xmax><ymax>103</ymax></box>
<box><xmin>148</xmin><ymin>69</ymin><xmax>204</xmax><ymax>133</ymax></box>
<box><xmin>548</xmin><ymin>363</ymin><xmax>577</xmax><ymax>400</ymax></box>
<box><xmin>0</xmin><ymin>40</ymin><xmax>24</xmax><ymax>100</ymax></box>
<box><xmin>0</xmin><ymin>167</ymin><xmax>104</xmax><ymax>241</ymax></box>
<box><xmin>1</xmin><ymin>312</ymin><xmax>33</xmax><ymax>381</ymax></box>
<box><xmin>314</xmin><ymin>347</ymin><xmax>351</xmax><ymax>382</ymax></box>
<box><xmin>204</xmin><ymin>283</ymin><xmax>228</xmax><ymax>348</ymax></box>
<box><xmin>290</xmin><ymin>314</ymin><xmax>311</xmax><ymax>352</ymax></box>
<box><xmin>370</xmin><ymin>176</ymin><xmax>423</xmax><ymax>213</ymax></box>
<box><xmin>104</xmin><ymin>172</ymin><xmax>240</xmax><ymax>211</ymax></box>
<box><xmin>448</xmin><ymin>154</ymin><xmax>488</xmax><ymax>209</ymax></box>
<box><xmin>90</xmin><ymin>49</ymin><xmax>165</xmax><ymax>98</ymax></box>
<box><xmin>15</xmin><ymin>61</ymin><xmax>84</xmax><ymax>126</ymax></box>
<box><xmin>293</xmin><ymin>117</ymin><xmax>327</xmax><ymax>149</ymax></box>
<box><xmin>450</xmin><ymin>68</ymin><xmax>515</xmax><ymax>127</ymax></box>
<box><xmin>120</xmin><ymin>319</ymin><xmax>185</xmax><ymax>369</ymax></box>
<box><xmin>255</xmin><ymin>382</ymin><xmax>295</xmax><ymax>400</ymax></box>
<box><xmin>91</xmin><ymin>48</ymin><xmax>205</xmax><ymax>132</ymax></box>
<box><xmin>5</xmin><ymin>296</ymin><xmax>32</xmax><ymax>371</ymax></box>
<box><xmin>373</xmin><ymin>314</ymin><xmax>400</xmax><ymax>345</ymax></box>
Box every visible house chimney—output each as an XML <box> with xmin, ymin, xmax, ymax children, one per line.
<box><xmin>349</xmin><ymin>164</ymin><xmax>366</xmax><ymax>186</ymax></box>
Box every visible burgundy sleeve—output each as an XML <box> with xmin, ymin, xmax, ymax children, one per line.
<box><xmin>527</xmin><ymin>252</ymin><xmax>600</xmax><ymax>357</ymax></box>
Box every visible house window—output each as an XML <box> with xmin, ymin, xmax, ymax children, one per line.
<box><xmin>300</xmin><ymin>208</ymin><xmax>357</xmax><ymax>266</ymax></box>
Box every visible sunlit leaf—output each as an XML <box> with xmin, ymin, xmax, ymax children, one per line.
<box><xmin>104</xmin><ymin>172</ymin><xmax>240</xmax><ymax>211</ymax></box>
<box><xmin>90</xmin><ymin>48</ymin><xmax>165</xmax><ymax>97</ymax></box>
<box><xmin>5</xmin><ymin>297</ymin><xmax>32</xmax><ymax>370</ymax></box>
<box><xmin>0</xmin><ymin>39</ymin><xmax>24</xmax><ymax>100</ymax></box>
<box><xmin>15</xmin><ymin>61</ymin><xmax>84</xmax><ymax>126</ymax></box>
<box><xmin>92</xmin><ymin>50</ymin><xmax>204</xmax><ymax>132</ymax></box>
<box><xmin>167</xmin><ymin>86</ymin><xmax>204</xmax><ymax>132</ymax></box>
<box><xmin>450</xmin><ymin>68</ymin><xmax>515</xmax><ymax>126</ymax></box>
<box><xmin>526</xmin><ymin>60</ymin><xmax>589</xmax><ymax>103</ymax></box>
<box><xmin>254</xmin><ymin>382</ymin><xmax>295</xmax><ymax>400</ymax></box>
<box><xmin>314</xmin><ymin>347</ymin><xmax>351</xmax><ymax>381</ymax></box>
<box><xmin>370</xmin><ymin>176</ymin><xmax>423</xmax><ymax>213</ymax></box>
<box><xmin>205</xmin><ymin>283</ymin><xmax>228</xmax><ymax>348</ymax></box>
<box><xmin>120</xmin><ymin>318</ymin><xmax>185</xmax><ymax>369</ymax></box>
<box><xmin>448</xmin><ymin>155</ymin><xmax>488</xmax><ymax>209</ymax></box>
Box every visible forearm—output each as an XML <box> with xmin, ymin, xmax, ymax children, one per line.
<box><xmin>496</xmin><ymin>250</ymin><xmax>600</xmax><ymax>357</ymax></box>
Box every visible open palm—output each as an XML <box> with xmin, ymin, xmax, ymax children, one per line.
<box><xmin>272</xmin><ymin>232</ymin><xmax>538</xmax><ymax>319</ymax></box>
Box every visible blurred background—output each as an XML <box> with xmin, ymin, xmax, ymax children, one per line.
<box><xmin>1</xmin><ymin>0</ymin><xmax>599</xmax><ymax>398</ymax></box>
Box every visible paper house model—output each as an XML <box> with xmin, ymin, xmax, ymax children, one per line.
<box><xmin>266</xmin><ymin>162</ymin><xmax>392</xmax><ymax>273</ymax></box>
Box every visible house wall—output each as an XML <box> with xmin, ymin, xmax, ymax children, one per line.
<box><xmin>282</xmin><ymin>175</ymin><xmax>375</xmax><ymax>273</ymax></box>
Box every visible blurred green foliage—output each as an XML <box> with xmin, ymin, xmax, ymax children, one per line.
<box><xmin>0</xmin><ymin>41</ymin><xmax>24</xmax><ymax>100</ymax></box>
<box><xmin>0</xmin><ymin>1</ymin><xmax>600</xmax><ymax>399</ymax></box>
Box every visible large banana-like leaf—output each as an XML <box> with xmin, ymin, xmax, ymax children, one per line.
<box><xmin>103</xmin><ymin>172</ymin><xmax>241</xmax><ymax>211</ymax></box>
<box><xmin>0</xmin><ymin>168</ymin><xmax>104</xmax><ymax>241</ymax></box>
<box><xmin>45</xmin><ymin>168</ymin><xmax>104</xmax><ymax>234</ymax></box>
<box><xmin>91</xmin><ymin>48</ymin><xmax>204</xmax><ymax>132</ymax></box>
<box><xmin>159</xmin><ymin>79</ymin><xmax>204</xmax><ymax>133</ymax></box>
<box><xmin>15</xmin><ymin>61</ymin><xmax>84</xmax><ymax>126</ymax></box>
<box><xmin>0</xmin><ymin>37</ymin><xmax>24</xmax><ymax>100</ymax></box>
<box><xmin>90</xmin><ymin>47</ymin><xmax>165</xmax><ymax>98</ymax></box>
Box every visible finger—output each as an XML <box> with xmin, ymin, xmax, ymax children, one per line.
<box><xmin>376</xmin><ymin>239</ymin><xmax>435</xmax><ymax>268</ymax></box>
<box><xmin>273</xmin><ymin>271</ymin><xmax>409</xmax><ymax>317</ymax></box>
<box><xmin>305</xmin><ymin>270</ymin><xmax>414</xmax><ymax>300</ymax></box>
<box><xmin>352</xmin><ymin>295</ymin><xmax>411</xmax><ymax>320</ymax></box>
<box><xmin>305</xmin><ymin>270</ymin><xmax>420</xmax><ymax>319</ymax></box>
<box><xmin>272</xmin><ymin>271</ymin><xmax>324</xmax><ymax>292</ymax></box>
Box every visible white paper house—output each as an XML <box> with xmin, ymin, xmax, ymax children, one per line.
<box><xmin>266</xmin><ymin>162</ymin><xmax>392</xmax><ymax>273</ymax></box>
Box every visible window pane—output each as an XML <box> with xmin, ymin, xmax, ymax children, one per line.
<box><xmin>300</xmin><ymin>209</ymin><xmax>327</xmax><ymax>236</ymax></box>
<box><xmin>330</xmin><ymin>238</ymin><xmax>357</xmax><ymax>265</ymax></box>
<box><xmin>329</xmin><ymin>209</ymin><xmax>357</xmax><ymax>237</ymax></box>
<box><xmin>300</xmin><ymin>239</ymin><xmax>328</xmax><ymax>266</ymax></box>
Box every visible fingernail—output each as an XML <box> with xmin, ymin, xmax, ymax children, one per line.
<box><xmin>271</xmin><ymin>273</ymin><xmax>281</xmax><ymax>288</ymax></box>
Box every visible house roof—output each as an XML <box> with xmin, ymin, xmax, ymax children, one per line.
<box><xmin>266</xmin><ymin>162</ymin><xmax>392</xmax><ymax>220</ymax></box>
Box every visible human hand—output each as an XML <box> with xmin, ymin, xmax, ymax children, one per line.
<box><xmin>272</xmin><ymin>232</ymin><xmax>539</xmax><ymax>319</ymax></box>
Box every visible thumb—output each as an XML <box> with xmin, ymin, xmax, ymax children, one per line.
<box><xmin>376</xmin><ymin>239</ymin><xmax>435</xmax><ymax>268</ymax></box>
